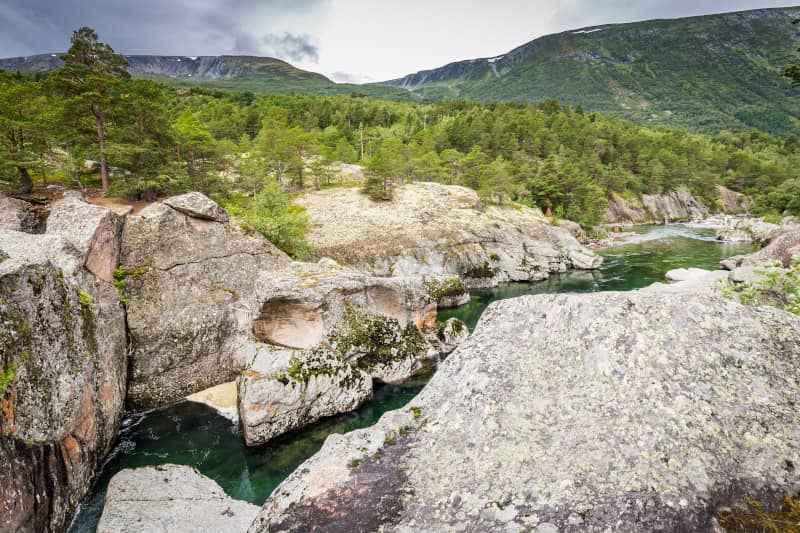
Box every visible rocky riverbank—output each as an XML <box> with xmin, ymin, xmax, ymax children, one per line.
<box><xmin>4</xmin><ymin>181</ymin><xmax>796</xmax><ymax>532</ymax></box>
<box><xmin>297</xmin><ymin>182</ymin><xmax>601</xmax><ymax>288</ymax></box>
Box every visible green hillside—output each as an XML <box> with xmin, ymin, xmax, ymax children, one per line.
<box><xmin>382</xmin><ymin>7</ymin><xmax>800</xmax><ymax>135</ymax></box>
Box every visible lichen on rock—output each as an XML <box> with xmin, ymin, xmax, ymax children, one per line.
<box><xmin>249</xmin><ymin>291</ymin><xmax>800</xmax><ymax>532</ymax></box>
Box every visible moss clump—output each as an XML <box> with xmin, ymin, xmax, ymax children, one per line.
<box><xmin>488</xmin><ymin>252</ymin><xmax>500</xmax><ymax>262</ymax></box>
<box><xmin>424</xmin><ymin>278</ymin><xmax>467</xmax><ymax>301</ymax></box>
<box><xmin>76</xmin><ymin>288</ymin><xmax>92</xmax><ymax>306</ymax></box>
<box><xmin>273</xmin><ymin>347</ymin><xmax>366</xmax><ymax>390</ymax></box>
<box><xmin>348</xmin><ymin>458</ymin><xmax>362</xmax><ymax>468</ymax></box>
<box><xmin>718</xmin><ymin>495</ymin><xmax>800</xmax><ymax>532</ymax></box>
<box><xmin>409</xmin><ymin>406</ymin><xmax>422</xmax><ymax>419</ymax></box>
<box><xmin>437</xmin><ymin>319</ymin><xmax>465</xmax><ymax>340</ymax></box>
<box><xmin>77</xmin><ymin>289</ymin><xmax>99</xmax><ymax>356</ymax></box>
<box><xmin>0</xmin><ymin>361</ymin><xmax>17</xmax><ymax>395</ymax></box>
<box><xmin>331</xmin><ymin>304</ymin><xmax>425</xmax><ymax>372</ymax></box>
<box><xmin>113</xmin><ymin>264</ymin><xmax>151</xmax><ymax>305</ymax></box>
<box><xmin>464</xmin><ymin>261</ymin><xmax>497</xmax><ymax>279</ymax></box>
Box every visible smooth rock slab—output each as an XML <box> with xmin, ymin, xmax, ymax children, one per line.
<box><xmin>250</xmin><ymin>292</ymin><xmax>800</xmax><ymax>532</ymax></box>
<box><xmin>98</xmin><ymin>465</ymin><xmax>259</xmax><ymax>533</ymax></box>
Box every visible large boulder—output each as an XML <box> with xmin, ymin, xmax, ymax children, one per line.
<box><xmin>238</xmin><ymin>259</ymin><xmax>461</xmax><ymax>446</ymax></box>
<box><xmin>249</xmin><ymin>292</ymin><xmax>800</xmax><ymax>532</ymax></box>
<box><xmin>120</xmin><ymin>195</ymin><xmax>291</xmax><ymax>409</ymax></box>
<box><xmin>165</xmin><ymin>191</ymin><xmax>230</xmax><ymax>223</ymax></box>
<box><xmin>0</xmin><ymin>230</ymin><xmax>127</xmax><ymax>532</ymax></box>
<box><xmin>0</xmin><ymin>196</ymin><xmax>43</xmax><ymax>233</ymax></box>
<box><xmin>46</xmin><ymin>195</ymin><xmax>126</xmax><ymax>282</ymax></box>
<box><xmin>98</xmin><ymin>465</ymin><xmax>259</xmax><ymax>533</ymax></box>
<box><xmin>296</xmin><ymin>182</ymin><xmax>601</xmax><ymax>289</ymax></box>
<box><xmin>239</xmin><ymin>345</ymin><xmax>374</xmax><ymax>447</ymax></box>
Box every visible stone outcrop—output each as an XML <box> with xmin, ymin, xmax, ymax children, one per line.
<box><xmin>715</xmin><ymin>216</ymin><xmax>779</xmax><ymax>244</ymax></box>
<box><xmin>644</xmin><ymin>268</ymin><xmax>729</xmax><ymax>295</ymax></box>
<box><xmin>0</xmin><ymin>210</ymin><xmax>127</xmax><ymax>532</ymax></box>
<box><xmin>0</xmin><ymin>196</ymin><xmax>43</xmax><ymax>233</ymax></box>
<box><xmin>296</xmin><ymin>182</ymin><xmax>601</xmax><ymax>289</ymax></box>
<box><xmin>238</xmin><ymin>259</ymin><xmax>460</xmax><ymax>446</ymax></box>
<box><xmin>250</xmin><ymin>292</ymin><xmax>800</xmax><ymax>532</ymax></box>
<box><xmin>721</xmin><ymin>222</ymin><xmax>800</xmax><ymax>273</ymax></box>
<box><xmin>120</xmin><ymin>198</ymin><xmax>291</xmax><ymax>409</ymax></box>
<box><xmin>604</xmin><ymin>188</ymin><xmax>710</xmax><ymax>224</ymax></box>
<box><xmin>98</xmin><ymin>465</ymin><xmax>260</xmax><ymax>533</ymax></box>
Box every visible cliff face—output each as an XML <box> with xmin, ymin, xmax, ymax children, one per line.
<box><xmin>604</xmin><ymin>186</ymin><xmax>749</xmax><ymax>224</ymax></box>
<box><xmin>0</xmin><ymin>198</ymin><xmax>128</xmax><ymax>532</ymax></box>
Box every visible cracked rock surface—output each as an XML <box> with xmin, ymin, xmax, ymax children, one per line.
<box><xmin>97</xmin><ymin>464</ymin><xmax>259</xmax><ymax>533</ymax></box>
<box><xmin>250</xmin><ymin>291</ymin><xmax>800</xmax><ymax>532</ymax></box>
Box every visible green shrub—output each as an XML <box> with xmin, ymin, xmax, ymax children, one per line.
<box><xmin>718</xmin><ymin>258</ymin><xmax>800</xmax><ymax>315</ymax></box>
<box><xmin>464</xmin><ymin>261</ymin><xmax>497</xmax><ymax>279</ymax></box>
<box><xmin>224</xmin><ymin>182</ymin><xmax>312</xmax><ymax>260</ymax></box>
<box><xmin>424</xmin><ymin>278</ymin><xmax>468</xmax><ymax>301</ymax></box>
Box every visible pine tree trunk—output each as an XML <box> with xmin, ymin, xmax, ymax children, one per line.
<box><xmin>12</xmin><ymin>166</ymin><xmax>33</xmax><ymax>196</ymax></box>
<box><xmin>93</xmin><ymin>104</ymin><xmax>110</xmax><ymax>193</ymax></box>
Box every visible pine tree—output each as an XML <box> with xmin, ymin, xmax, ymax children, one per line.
<box><xmin>52</xmin><ymin>27</ymin><xmax>130</xmax><ymax>193</ymax></box>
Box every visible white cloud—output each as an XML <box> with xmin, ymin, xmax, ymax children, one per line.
<box><xmin>1</xmin><ymin>0</ymin><xmax>797</xmax><ymax>80</ymax></box>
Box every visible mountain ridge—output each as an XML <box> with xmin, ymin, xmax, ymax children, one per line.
<box><xmin>380</xmin><ymin>6</ymin><xmax>800</xmax><ymax>135</ymax></box>
<box><xmin>3</xmin><ymin>7</ymin><xmax>800</xmax><ymax>133</ymax></box>
<box><xmin>0</xmin><ymin>53</ymin><xmax>416</xmax><ymax>100</ymax></box>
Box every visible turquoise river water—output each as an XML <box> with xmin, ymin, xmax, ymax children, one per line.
<box><xmin>68</xmin><ymin>224</ymin><xmax>756</xmax><ymax>531</ymax></box>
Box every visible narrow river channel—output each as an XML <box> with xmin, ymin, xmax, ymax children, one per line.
<box><xmin>69</xmin><ymin>224</ymin><xmax>756</xmax><ymax>531</ymax></box>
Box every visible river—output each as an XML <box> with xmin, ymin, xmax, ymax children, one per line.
<box><xmin>68</xmin><ymin>224</ymin><xmax>756</xmax><ymax>531</ymax></box>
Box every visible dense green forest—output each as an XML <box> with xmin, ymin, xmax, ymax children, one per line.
<box><xmin>2</xmin><ymin>28</ymin><xmax>800</xmax><ymax>251</ymax></box>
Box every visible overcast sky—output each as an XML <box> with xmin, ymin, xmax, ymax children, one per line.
<box><xmin>1</xmin><ymin>1</ymin><xmax>798</xmax><ymax>82</ymax></box>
